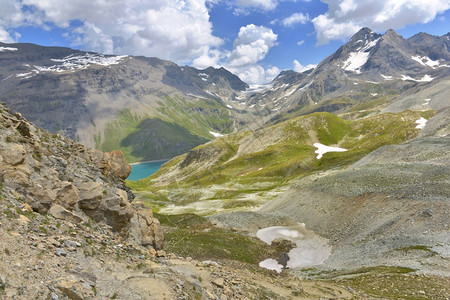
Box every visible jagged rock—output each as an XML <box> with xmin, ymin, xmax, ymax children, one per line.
<box><xmin>55</xmin><ymin>182</ymin><xmax>79</xmax><ymax>209</ymax></box>
<box><xmin>55</xmin><ymin>277</ymin><xmax>94</xmax><ymax>300</ymax></box>
<box><xmin>0</xmin><ymin>102</ymin><xmax>162</xmax><ymax>250</ymax></box>
<box><xmin>100</xmin><ymin>189</ymin><xmax>134</xmax><ymax>231</ymax></box>
<box><xmin>76</xmin><ymin>182</ymin><xmax>103</xmax><ymax>210</ymax></box>
<box><xmin>49</xmin><ymin>204</ymin><xmax>84</xmax><ymax>224</ymax></box>
<box><xmin>127</xmin><ymin>207</ymin><xmax>164</xmax><ymax>249</ymax></box>
<box><xmin>0</xmin><ymin>144</ymin><xmax>26</xmax><ymax>166</ymax></box>
<box><xmin>103</xmin><ymin>150</ymin><xmax>132</xmax><ymax>181</ymax></box>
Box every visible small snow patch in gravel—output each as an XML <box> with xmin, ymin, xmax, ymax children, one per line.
<box><xmin>415</xmin><ymin>117</ymin><xmax>427</xmax><ymax>129</ymax></box>
<box><xmin>259</xmin><ymin>259</ymin><xmax>283</xmax><ymax>273</ymax></box>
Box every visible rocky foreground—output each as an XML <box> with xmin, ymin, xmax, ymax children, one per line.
<box><xmin>1</xmin><ymin>101</ymin><xmax>450</xmax><ymax>299</ymax></box>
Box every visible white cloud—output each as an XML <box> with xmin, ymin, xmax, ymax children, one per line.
<box><xmin>0</xmin><ymin>27</ymin><xmax>15</xmax><ymax>43</ymax></box>
<box><xmin>297</xmin><ymin>40</ymin><xmax>305</xmax><ymax>46</ymax></box>
<box><xmin>224</xmin><ymin>24</ymin><xmax>278</xmax><ymax>84</ymax></box>
<box><xmin>313</xmin><ymin>0</ymin><xmax>450</xmax><ymax>44</ymax></box>
<box><xmin>293</xmin><ymin>59</ymin><xmax>316</xmax><ymax>72</ymax></box>
<box><xmin>234</xmin><ymin>65</ymin><xmax>280</xmax><ymax>84</ymax></box>
<box><xmin>227</xmin><ymin>24</ymin><xmax>277</xmax><ymax>68</ymax></box>
<box><xmin>312</xmin><ymin>14</ymin><xmax>360</xmax><ymax>45</ymax></box>
<box><xmin>281</xmin><ymin>12</ymin><xmax>310</xmax><ymax>27</ymax></box>
<box><xmin>192</xmin><ymin>49</ymin><xmax>223</xmax><ymax>69</ymax></box>
<box><xmin>0</xmin><ymin>0</ymin><xmax>222</xmax><ymax>64</ymax></box>
<box><xmin>232</xmin><ymin>0</ymin><xmax>311</xmax><ymax>13</ymax></box>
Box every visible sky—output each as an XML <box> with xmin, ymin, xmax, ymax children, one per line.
<box><xmin>1</xmin><ymin>0</ymin><xmax>449</xmax><ymax>84</ymax></box>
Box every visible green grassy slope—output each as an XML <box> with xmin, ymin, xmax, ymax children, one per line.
<box><xmin>95</xmin><ymin>95</ymin><xmax>235</xmax><ymax>163</ymax></box>
<box><xmin>128</xmin><ymin>110</ymin><xmax>434</xmax><ymax>213</ymax></box>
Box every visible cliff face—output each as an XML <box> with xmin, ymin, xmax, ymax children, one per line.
<box><xmin>0</xmin><ymin>102</ymin><xmax>163</xmax><ymax>249</ymax></box>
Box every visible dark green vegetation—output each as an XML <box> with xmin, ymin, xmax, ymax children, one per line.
<box><xmin>129</xmin><ymin>110</ymin><xmax>434</xmax><ymax>211</ymax></box>
<box><xmin>95</xmin><ymin>95</ymin><xmax>234</xmax><ymax>162</ymax></box>
<box><xmin>155</xmin><ymin>213</ymin><xmax>292</xmax><ymax>265</ymax></box>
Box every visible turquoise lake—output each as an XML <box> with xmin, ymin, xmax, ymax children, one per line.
<box><xmin>128</xmin><ymin>160</ymin><xmax>168</xmax><ymax>181</ymax></box>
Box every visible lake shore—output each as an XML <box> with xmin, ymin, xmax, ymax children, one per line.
<box><xmin>130</xmin><ymin>159</ymin><xmax>169</xmax><ymax>166</ymax></box>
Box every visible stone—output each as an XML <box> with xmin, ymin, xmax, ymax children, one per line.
<box><xmin>212</xmin><ymin>278</ymin><xmax>225</xmax><ymax>288</ymax></box>
<box><xmin>127</xmin><ymin>207</ymin><xmax>164</xmax><ymax>250</ymax></box>
<box><xmin>76</xmin><ymin>182</ymin><xmax>103</xmax><ymax>210</ymax></box>
<box><xmin>55</xmin><ymin>248</ymin><xmax>68</xmax><ymax>257</ymax></box>
<box><xmin>49</xmin><ymin>205</ymin><xmax>83</xmax><ymax>224</ymax></box>
<box><xmin>55</xmin><ymin>182</ymin><xmax>79</xmax><ymax>209</ymax></box>
<box><xmin>1</xmin><ymin>144</ymin><xmax>26</xmax><ymax>165</ymax></box>
<box><xmin>55</xmin><ymin>278</ymin><xmax>93</xmax><ymax>300</ymax></box>
<box><xmin>21</xmin><ymin>203</ymin><xmax>33</xmax><ymax>212</ymax></box>
<box><xmin>156</xmin><ymin>250</ymin><xmax>166</xmax><ymax>257</ymax></box>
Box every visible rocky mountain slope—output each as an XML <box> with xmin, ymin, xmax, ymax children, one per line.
<box><xmin>0</xmin><ymin>43</ymin><xmax>250</xmax><ymax>162</ymax></box>
<box><xmin>2</xmin><ymin>28</ymin><xmax>449</xmax><ymax>163</ymax></box>
<box><xmin>259</xmin><ymin>107</ymin><xmax>450</xmax><ymax>275</ymax></box>
<box><xmin>0</xmin><ymin>102</ymin><xmax>162</xmax><ymax>248</ymax></box>
<box><xmin>240</xmin><ymin>28</ymin><xmax>450</xmax><ymax>124</ymax></box>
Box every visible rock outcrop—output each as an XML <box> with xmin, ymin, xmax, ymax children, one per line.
<box><xmin>0</xmin><ymin>102</ymin><xmax>163</xmax><ymax>250</ymax></box>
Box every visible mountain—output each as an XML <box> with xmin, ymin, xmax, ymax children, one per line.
<box><xmin>240</xmin><ymin>28</ymin><xmax>450</xmax><ymax>123</ymax></box>
<box><xmin>0</xmin><ymin>43</ymin><xmax>250</xmax><ymax>162</ymax></box>
<box><xmin>1</xmin><ymin>28</ymin><xmax>449</xmax><ymax>162</ymax></box>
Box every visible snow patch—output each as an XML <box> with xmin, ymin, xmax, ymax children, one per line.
<box><xmin>257</xmin><ymin>225</ymin><xmax>332</xmax><ymax>272</ymax></box>
<box><xmin>411</xmin><ymin>55</ymin><xmax>440</xmax><ymax>68</ymax></box>
<box><xmin>259</xmin><ymin>259</ymin><xmax>283</xmax><ymax>273</ymax></box>
<box><xmin>401</xmin><ymin>74</ymin><xmax>434</xmax><ymax>82</ymax></box>
<box><xmin>35</xmin><ymin>53</ymin><xmax>127</xmax><ymax>73</ymax></box>
<box><xmin>342</xmin><ymin>38</ymin><xmax>379</xmax><ymax>73</ymax></box>
<box><xmin>313</xmin><ymin>143</ymin><xmax>347</xmax><ymax>159</ymax></box>
<box><xmin>371</xmin><ymin>93</ymin><xmax>378</xmax><ymax>96</ymax></box>
<box><xmin>0</xmin><ymin>47</ymin><xmax>18</xmax><ymax>52</ymax></box>
<box><xmin>257</xmin><ymin>226</ymin><xmax>303</xmax><ymax>244</ymax></box>
<box><xmin>366</xmin><ymin>80</ymin><xmax>379</xmax><ymax>84</ymax></box>
<box><xmin>209</xmin><ymin>131</ymin><xmax>223</xmax><ymax>138</ymax></box>
<box><xmin>226</xmin><ymin>104</ymin><xmax>232</xmax><ymax>109</ymax></box>
<box><xmin>342</xmin><ymin>51</ymin><xmax>369</xmax><ymax>73</ymax></box>
<box><xmin>415</xmin><ymin>117</ymin><xmax>427</xmax><ymax>129</ymax></box>
<box><xmin>380</xmin><ymin>74</ymin><xmax>394</xmax><ymax>80</ymax></box>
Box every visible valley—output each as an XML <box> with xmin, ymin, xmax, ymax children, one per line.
<box><xmin>0</xmin><ymin>26</ymin><xmax>449</xmax><ymax>299</ymax></box>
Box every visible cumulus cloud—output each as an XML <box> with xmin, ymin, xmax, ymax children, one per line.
<box><xmin>281</xmin><ymin>12</ymin><xmax>310</xmax><ymax>27</ymax></box>
<box><xmin>296</xmin><ymin>40</ymin><xmax>305</xmax><ymax>46</ymax></box>
<box><xmin>223</xmin><ymin>24</ymin><xmax>278</xmax><ymax>84</ymax></box>
<box><xmin>0</xmin><ymin>0</ymin><xmax>222</xmax><ymax>64</ymax></box>
<box><xmin>293</xmin><ymin>60</ymin><xmax>316</xmax><ymax>72</ymax></box>
<box><xmin>236</xmin><ymin>65</ymin><xmax>280</xmax><ymax>84</ymax></box>
<box><xmin>226</xmin><ymin>24</ymin><xmax>277</xmax><ymax>68</ymax></box>
<box><xmin>313</xmin><ymin>0</ymin><xmax>450</xmax><ymax>44</ymax></box>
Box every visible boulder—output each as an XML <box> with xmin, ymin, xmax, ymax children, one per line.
<box><xmin>76</xmin><ymin>182</ymin><xmax>103</xmax><ymax>210</ymax></box>
<box><xmin>127</xmin><ymin>207</ymin><xmax>164</xmax><ymax>250</ymax></box>
<box><xmin>56</xmin><ymin>182</ymin><xmax>79</xmax><ymax>209</ymax></box>
<box><xmin>48</xmin><ymin>204</ymin><xmax>84</xmax><ymax>224</ymax></box>
<box><xmin>1</xmin><ymin>144</ymin><xmax>26</xmax><ymax>165</ymax></box>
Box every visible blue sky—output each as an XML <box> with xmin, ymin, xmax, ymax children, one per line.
<box><xmin>1</xmin><ymin>0</ymin><xmax>449</xmax><ymax>84</ymax></box>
